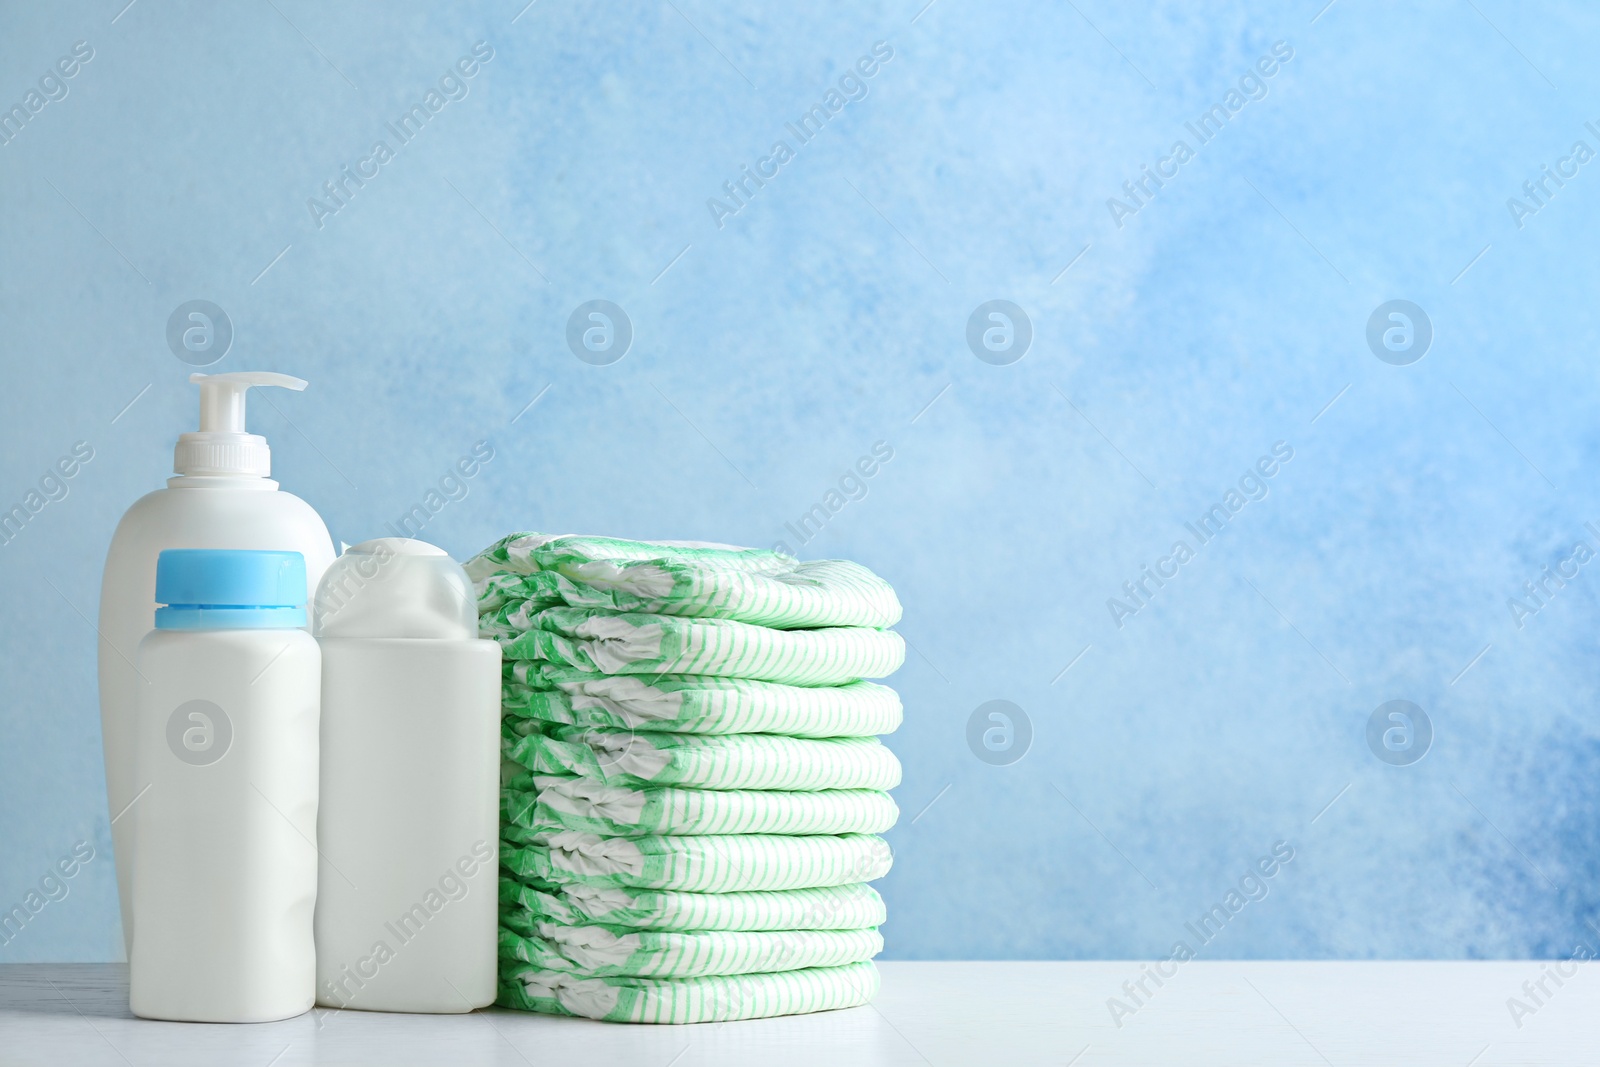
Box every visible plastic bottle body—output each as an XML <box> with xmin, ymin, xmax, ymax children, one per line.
<box><xmin>314</xmin><ymin>637</ymin><xmax>501</xmax><ymax>1012</ymax></box>
<box><xmin>129</xmin><ymin>626</ymin><xmax>321</xmax><ymax>1023</ymax></box>
<box><xmin>99</xmin><ymin>479</ymin><xmax>334</xmax><ymax>953</ymax></box>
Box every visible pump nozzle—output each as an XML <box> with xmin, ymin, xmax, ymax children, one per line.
<box><xmin>174</xmin><ymin>371</ymin><xmax>310</xmax><ymax>478</ymax></box>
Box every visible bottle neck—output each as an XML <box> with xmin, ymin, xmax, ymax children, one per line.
<box><xmin>166</xmin><ymin>475</ymin><xmax>280</xmax><ymax>491</ymax></box>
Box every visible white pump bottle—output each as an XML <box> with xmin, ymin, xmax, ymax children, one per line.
<box><xmin>99</xmin><ymin>372</ymin><xmax>335</xmax><ymax>954</ymax></box>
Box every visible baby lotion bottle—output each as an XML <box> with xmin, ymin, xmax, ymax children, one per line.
<box><xmin>129</xmin><ymin>549</ymin><xmax>321</xmax><ymax>1023</ymax></box>
<box><xmin>100</xmin><ymin>372</ymin><xmax>335</xmax><ymax>953</ymax></box>
<box><xmin>313</xmin><ymin>538</ymin><xmax>500</xmax><ymax>1012</ymax></box>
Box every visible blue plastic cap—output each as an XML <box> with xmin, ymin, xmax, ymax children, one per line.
<box><xmin>154</xmin><ymin>549</ymin><xmax>307</xmax><ymax>630</ymax></box>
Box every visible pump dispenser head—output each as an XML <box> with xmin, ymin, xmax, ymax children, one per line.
<box><xmin>174</xmin><ymin>371</ymin><xmax>307</xmax><ymax>477</ymax></box>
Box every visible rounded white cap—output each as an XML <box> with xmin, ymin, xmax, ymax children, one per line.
<box><xmin>174</xmin><ymin>371</ymin><xmax>308</xmax><ymax>477</ymax></box>
<box><xmin>313</xmin><ymin>538</ymin><xmax>478</xmax><ymax>639</ymax></box>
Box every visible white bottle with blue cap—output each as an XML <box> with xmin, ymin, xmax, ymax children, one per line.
<box><xmin>129</xmin><ymin>548</ymin><xmax>321</xmax><ymax>1023</ymax></box>
<box><xmin>99</xmin><ymin>372</ymin><xmax>335</xmax><ymax>956</ymax></box>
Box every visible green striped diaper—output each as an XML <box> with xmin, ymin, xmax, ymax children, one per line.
<box><xmin>498</xmin><ymin>921</ymin><xmax>883</xmax><ymax>978</ymax></box>
<box><xmin>502</xmin><ymin>728</ymin><xmax>902</xmax><ymax>791</ymax></box>
<box><xmin>466</xmin><ymin>532</ymin><xmax>902</xmax><ymax>629</ymax></box>
<box><xmin>469</xmin><ymin>533</ymin><xmax>777</xmax><ymax>576</ymax></box>
<box><xmin>476</xmin><ymin>533</ymin><xmax>904</xmax><ymax>1024</ymax></box>
<box><xmin>505</xmin><ymin>776</ymin><xmax>899</xmax><ymax>836</ymax></box>
<box><xmin>484</xmin><ymin>606</ymin><xmax>904</xmax><ymax>685</ymax></box>
<box><xmin>500</xmin><ymin>831</ymin><xmax>893</xmax><ymax>892</ymax></box>
<box><xmin>501</xmin><ymin>669</ymin><xmax>903</xmax><ymax>737</ymax></box>
<box><xmin>500</xmin><ymin>879</ymin><xmax>887</xmax><ymax>932</ymax></box>
<box><xmin>497</xmin><ymin>960</ymin><xmax>880</xmax><ymax>1023</ymax></box>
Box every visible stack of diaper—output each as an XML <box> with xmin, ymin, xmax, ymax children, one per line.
<box><xmin>463</xmin><ymin>533</ymin><xmax>905</xmax><ymax>1024</ymax></box>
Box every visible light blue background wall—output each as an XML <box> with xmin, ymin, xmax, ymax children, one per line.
<box><xmin>3</xmin><ymin>0</ymin><xmax>1598</xmax><ymax>963</ymax></box>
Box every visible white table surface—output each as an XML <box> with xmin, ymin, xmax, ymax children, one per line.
<box><xmin>0</xmin><ymin>961</ymin><xmax>1587</xmax><ymax>1066</ymax></box>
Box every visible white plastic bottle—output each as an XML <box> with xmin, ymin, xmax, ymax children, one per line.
<box><xmin>99</xmin><ymin>371</ymin><xmax>335</xmax><ymax>954</ymax></box>
<box><xmin>129</xmin><ymin>549</ymin><xmax>321</xmax><ymax>1023</ymax></box>
<box><xmin>312</xmin><ymin>538</ymin><xmax>501</xmax><ymax>1013</ymax></box>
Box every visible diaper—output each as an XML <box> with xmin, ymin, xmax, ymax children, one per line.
<box><xmin>503</xmin><ymin>727</ymin><xmax>901</xmax><ymax>792</ymax></box>
<box><xmin>500</xmin><ymin>879</ymin><xmax>887</xmax><ymax>932</ymax></box>
<box><xmin>484</xmin><ymin>606</ymin><xmax>905</xmax><ymax>686</ymax></box>
<box><xmin>467</xmin><ymin>533</ymin><xmax>902</xmax><ymax>629</ymax></box>
<box><xmin>498</xmin><ymin>920</ymin><xmax>883</xmax><ymax>978</ymax></box>
<box><xmin>505</xmin><ymin>776</ymin><xmax>899</xmax><ymax>836</ymax></box>
<box><xmin>499</xmin><ymin>831</ymin><xmax>893</xmax><ymax>892</ymax></box>
<box><xmin>497</xmin><ymin>960</ymin><xmax>880</xmax><ymax>1023</ymax></box>
<box><xmin>473</xmin><ymin>532</ymin><xmax>903</xmax><ymax>1024</ymax></box>
<box><xmin>502</xmin><ymin>669</ymin><xmax>903</xmax><ymax>737</ymax></box>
